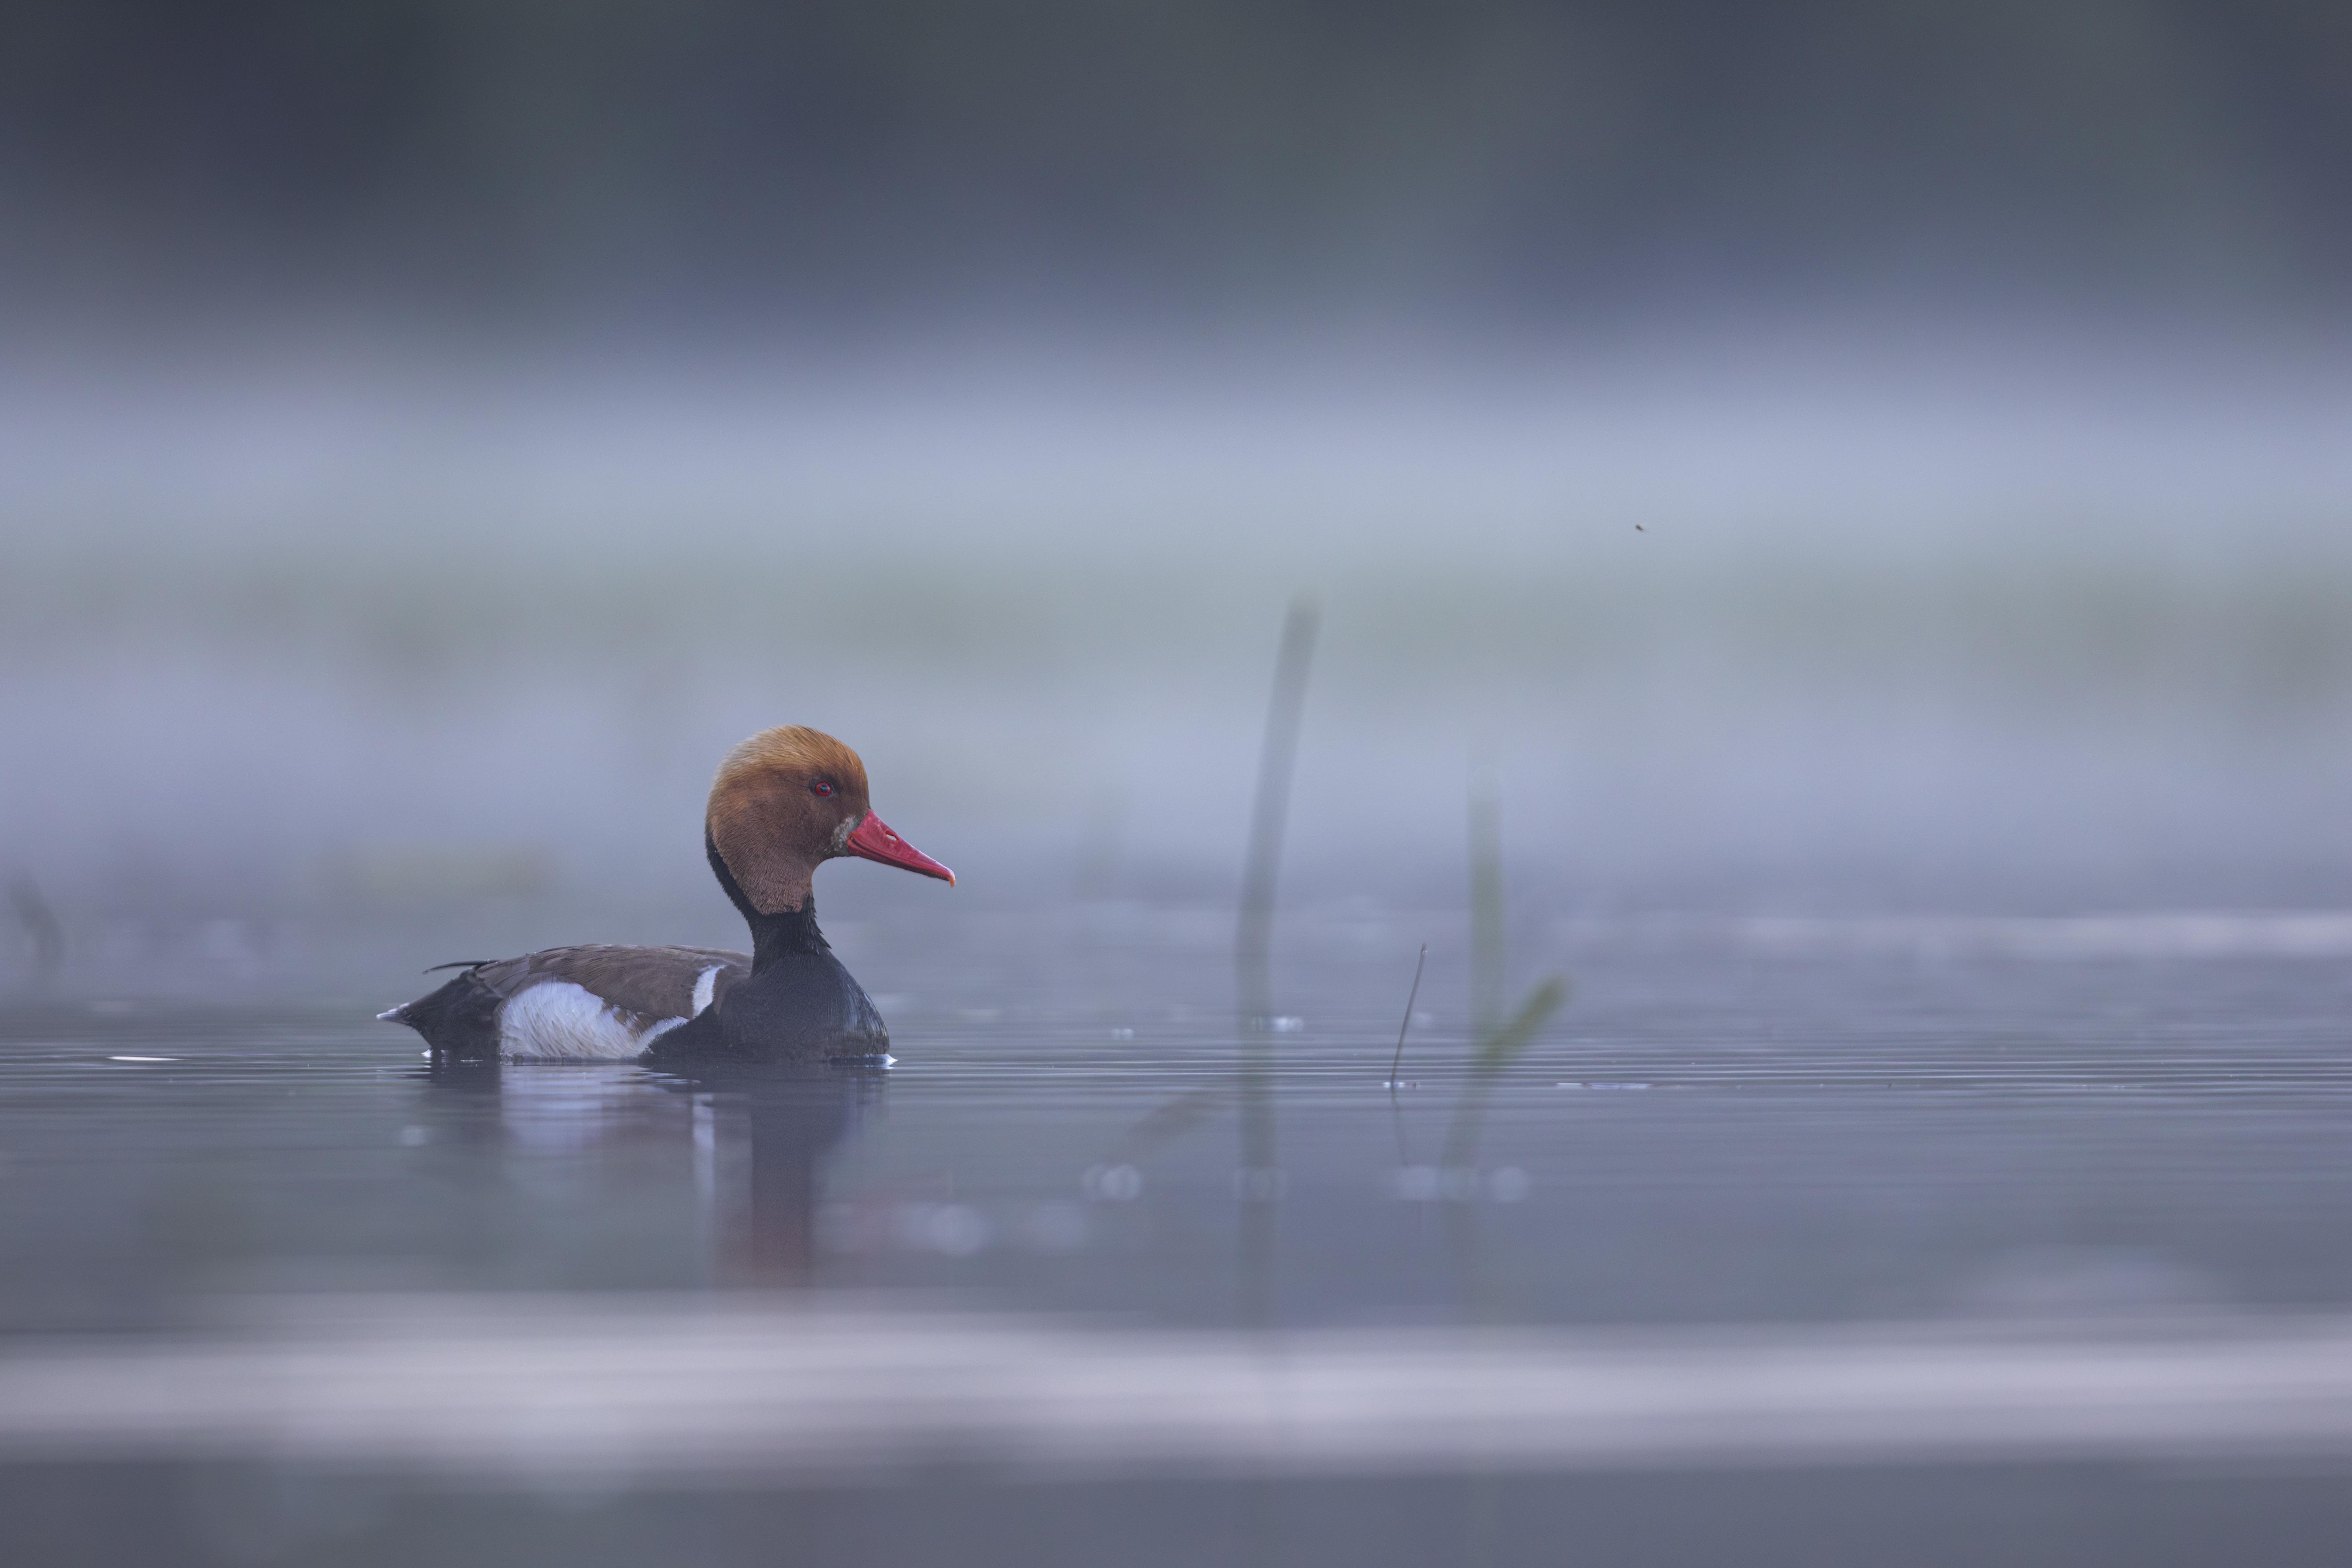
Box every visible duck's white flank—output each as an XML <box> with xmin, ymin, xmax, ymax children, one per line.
<box><xmin>498</xmin><ymin>982</ymin><xmax>683</xmax><ymax>1061</ymax></box>
<box><xmin>691</xmin><ymin>965</ymin><xmax>721</xmax><ymax>1017</ymax></box>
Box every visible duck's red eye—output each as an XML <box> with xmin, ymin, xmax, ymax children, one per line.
<box><xmin>810</xmin><ymin>779</ymin><xmax>836</xmax><ymax>797</ymax></box>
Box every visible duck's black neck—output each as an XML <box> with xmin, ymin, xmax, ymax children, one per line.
<box><xmin>707</xmin><ymin>831</ymin><xmax>832</xmax><ymax>971</ymax></box>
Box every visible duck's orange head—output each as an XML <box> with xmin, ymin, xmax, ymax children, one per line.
<box><xmin>706</xmin><ymin>725</ymin><xmax>954</xmax><ymax>915</ymax></box>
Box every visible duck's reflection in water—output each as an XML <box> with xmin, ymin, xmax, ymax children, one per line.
<box><xmin>670</xmin><ymin>1061</ymin><xmax>881</xmax><ymax>1284</ymax></box>
<box><xmin>420</xmin><ymin>1055</ymin><xmax>881</xmax><ymax>1286</ymax></box>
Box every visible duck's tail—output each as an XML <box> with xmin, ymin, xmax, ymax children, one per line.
<box><xmin>377</xmin><ymin>961</ymin><xmax>500</xmax><ymax>1053</ymax></box>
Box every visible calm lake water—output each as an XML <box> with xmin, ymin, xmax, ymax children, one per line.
<box><xmin>5</xmin><ymin>897</ymin><xmax>2352</xmax><ymax>1565</ymax></box>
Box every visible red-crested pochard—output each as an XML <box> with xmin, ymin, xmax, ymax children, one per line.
<box><xmin>379</xmin><ymin>725</ymin><xmax>952</xmax><ymax>1061</ymax></box>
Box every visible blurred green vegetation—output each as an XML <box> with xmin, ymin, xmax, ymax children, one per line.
<box><xmin>7</xmin><ymin>529</ymin><xmax>2348</xmax><ymax>721</ymax></box>
<box><xmin>8</xmin><ymin>0</ymin><xmax>2350</xmax><ymax>313</ymax></box>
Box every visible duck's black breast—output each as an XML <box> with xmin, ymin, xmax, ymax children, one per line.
<box><xmin>645</xmin><ymin>945</ymin><xmax>889</xmax><ymax>1062</ymax></box>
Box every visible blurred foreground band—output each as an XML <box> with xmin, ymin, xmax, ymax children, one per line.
<box><xmin>7</xmin><ymin>1298</ymin><xmax>2352</xmax><ymax>1482</ymax></box>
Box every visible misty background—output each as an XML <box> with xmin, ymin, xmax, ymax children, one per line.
<box><xmin>3</xmin><ymin>0</ymin><xmax>2350</xmax><ymax>997</ymax></box>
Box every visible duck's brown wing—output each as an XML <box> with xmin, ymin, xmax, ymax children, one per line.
<box><xmin>381</xmin><ymin>944</ymin><xmax>748</xmax><ymax>1058</ymax></box>
<box><xmin>470</xmin><ymin>944</ymin><xmax>748</xmax><ymax>1023</ymax></box>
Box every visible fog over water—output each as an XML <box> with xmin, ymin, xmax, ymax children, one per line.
<box><xmin>6</xmin><ymin>314</ymin><xmax>2351</xmax><ymax>1002</ymax></box>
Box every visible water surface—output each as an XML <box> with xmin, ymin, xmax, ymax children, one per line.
<box><xmin>5</xmin><ymin>899</ymin><xmax>2352</xmax><ymax>1563</ymax></box>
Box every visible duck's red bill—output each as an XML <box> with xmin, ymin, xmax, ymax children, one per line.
<box><xmin>846</xmin><ymin>812</ymin><xmax>955</xmax><ymax>885</ymax></box>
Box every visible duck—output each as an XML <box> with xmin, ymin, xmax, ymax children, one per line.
<box><xmin>379</xmin><ymin>725</ymin><xmax>952</xmax><ymax>1062</ymax></box>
